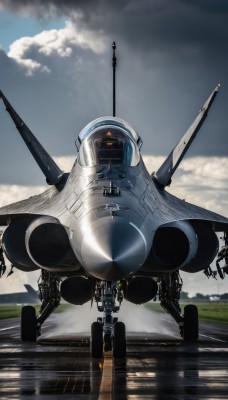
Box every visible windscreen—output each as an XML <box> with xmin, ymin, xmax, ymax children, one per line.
<box><xmin>78</xmin><ymin>127</ymin><xmax>140</xmax><ymax>167</ymax></box>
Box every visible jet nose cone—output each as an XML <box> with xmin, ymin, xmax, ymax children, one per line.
<box><xmin>81</xmin><ymin>217</ymin><xmax>147</xmax><ymax>281</ymax></box>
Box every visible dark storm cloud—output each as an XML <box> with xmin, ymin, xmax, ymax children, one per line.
<box><xmin>1</xmin><ymin>0</ymin><xmax>228</xmax><ymax>89</ymax></box>
<box><xmin>1</xmin><ymin>0</ymin><xmax>228</xmax><ymax>55</ymax></box>
<box><xmin>1</xmin><ymin>0</ymin><xmax>228</xmax><ymax>81</ymax></box>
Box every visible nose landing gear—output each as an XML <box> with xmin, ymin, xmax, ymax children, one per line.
<box><xmin>91</xmin><ymin>281</ymin><xmax>126</xmax><ymax>358</ymax></box>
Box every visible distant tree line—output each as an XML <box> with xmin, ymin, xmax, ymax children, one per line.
<box><xmin>180</xmin><ymin>291</ymin><xmax>228</xmax><ymax>300</ymax></box>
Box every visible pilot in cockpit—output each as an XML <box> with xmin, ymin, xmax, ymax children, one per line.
<box><xmin>95</xmin><ymin>131</ymin><xmax>124</xmax><ymax>164</ymax></box>
<box><xmin>77</xmin><ymin>118</ymin><xmax>141</xmax><ymax>168</ymax></box>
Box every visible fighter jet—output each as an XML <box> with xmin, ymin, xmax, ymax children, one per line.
<box><xmin>0</xmin><ymin>43</ymin><xmax>227</xmax><ymax>358</ymax></box>
<box><xmin>0</xmin><ymin>284</ymin><xmax>39</xmax><ymax>304</ymax></box>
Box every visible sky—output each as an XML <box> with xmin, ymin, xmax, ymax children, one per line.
<box><xmin>0</xmin><ymin>0</ymin><xmax>227</xmax><ymax>297</ymax></box>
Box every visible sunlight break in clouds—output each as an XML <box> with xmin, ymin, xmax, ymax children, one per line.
<box><xmin>7</xmin><ymin>19</ymin><xmax>107</xmax><ymax>75</ymax></box>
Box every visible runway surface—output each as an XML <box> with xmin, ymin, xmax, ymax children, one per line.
<box><xmin>0</xmin><ymin>311</ymin><xmax>228</xmax><ymax>399</ymax></box>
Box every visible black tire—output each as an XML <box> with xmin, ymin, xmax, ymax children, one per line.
<box><xmin>91</xmin><ymin>322</ymin><xmax>103</xmax><ymax>358</ymax></box>
<box><xmin>183</xmin><ymin>304</ymin><xmax>199</xmax><ymax>341</ymax></box>
<box><xmin>21</xmin><ymin>305</ymin><xmax>37</xmax><ymax>342</ymax></box>
<box><xmin>113</xmin><ymin>322</ymin><xmax>126</xmax><ymax>358</ymax></box>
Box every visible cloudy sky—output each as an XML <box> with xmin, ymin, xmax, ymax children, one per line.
<box><xmin>0</xmin><ymin>0</ymin><xmax>227</xmax><ymax>297</ymax></box>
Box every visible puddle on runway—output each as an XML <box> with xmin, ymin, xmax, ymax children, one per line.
<box><xmin>0</xmin><ymin>337</ymin><xmax>228</xmax><ymax>399</ymax></box>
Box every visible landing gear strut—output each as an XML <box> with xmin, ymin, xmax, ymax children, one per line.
<box><xmin>159</xmin><ymin>272</ymin><xmax>198</xmax><ymax>341</ymax></box>
<box><xmin>21</xmin><ymin>270</ymin><xmax>61</xmax><ymax>342</ymax></box>
<box><xmin>216</xmin><ymin>232</ymin><xmax>228</xmax><ymax>279</ymax></box>
<box><xmin>91</xmin><ymin>281</ymin><xmax>126</xmax><ymax>358</ymax></box>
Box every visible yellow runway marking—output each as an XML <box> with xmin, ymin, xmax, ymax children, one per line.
<box><xmin>98</xmin><ymin>352</ymin><xmax>113</xmax><ymax>399</ymax></box>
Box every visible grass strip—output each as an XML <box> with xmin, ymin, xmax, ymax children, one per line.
<box><xmin>0</xmin><ymin>302</ymin><xmax>227</xmax><ymax>325</ymax></box>
<box><xmin>145</xmin><ymin>301</ymin><xmax>228</xmax><ymax>325</ymax></box>
<box><xmin>0</xmin><ymin>303</ymin><xmax>73</xmax><ymax>319</ymax></box>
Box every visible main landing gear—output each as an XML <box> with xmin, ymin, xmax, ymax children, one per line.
<box><xmin>91</xmin><ymin>281</ymin><xmax>126</xmax><ymax>358</ymax></box>
<box><xmin>21</xmin><ymin>270</ymin><xmax>61</xmax><ymax>342</ymax></box>
<box><xmin>159</xmin><ymin>272</ymin><xmax>199</xmax><ymax>341</ymax></box>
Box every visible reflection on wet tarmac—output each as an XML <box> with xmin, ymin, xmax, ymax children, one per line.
<box><xmin>0</xmin><ymin>336</ymin><xmax>228</xmax><ymax>399</ymax></box>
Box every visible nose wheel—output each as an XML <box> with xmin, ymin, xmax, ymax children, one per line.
<box><xmin>91</xmin><ymin>321</ymin><xmax>126</xmax><ymax>359</ymax></box>
<box><xmin>113</xmin><ymin>322</ymin><xmax>126</xmax><ymax>358</ymax></box>
<box><xmin>91</xmin><ymin>321</ymin><xmax>103</xmax><ymax>358</ymax></box>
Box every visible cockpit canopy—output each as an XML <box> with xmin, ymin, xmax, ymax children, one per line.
<box><xmin>76</xmin><ymin>117</ymin><xmax>142</xmax><ymax>167</ymax></box>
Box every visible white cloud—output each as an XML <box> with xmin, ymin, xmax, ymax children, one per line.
<box><xmin>54</xmin><ymin>155</ymin><xmax>75</xmax><ymax>171</ymax></box>
<box><xmin>0</xmin><ymin>184</ymin><xmax>45</xmax><ymax>209</ymax></box>
<box><xmin>144</xmin><ymin>155</ymin><xmax>228</xmax><ymax>217</ymax></box>
<box><xmin>7</xmin><ymin>19</ymin><xmax>107</xmax><ymax>75</ymax></box>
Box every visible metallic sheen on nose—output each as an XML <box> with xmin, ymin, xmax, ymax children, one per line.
<box><xmin>81</xmin><ymin>216</ymin><xmax>147</xmax><ymax>281</ymax></box>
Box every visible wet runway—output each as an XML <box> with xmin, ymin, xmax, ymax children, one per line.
<box><xmin>0</xmin><ymin>314</ymin><xmax>228</xmax><ymax>399</ymax></box>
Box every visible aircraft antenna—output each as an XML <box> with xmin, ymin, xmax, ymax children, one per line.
<box><xmin>112</xmin><ymin>42</ymin><xmax>117</xmax><ymax>117</ymax></box>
